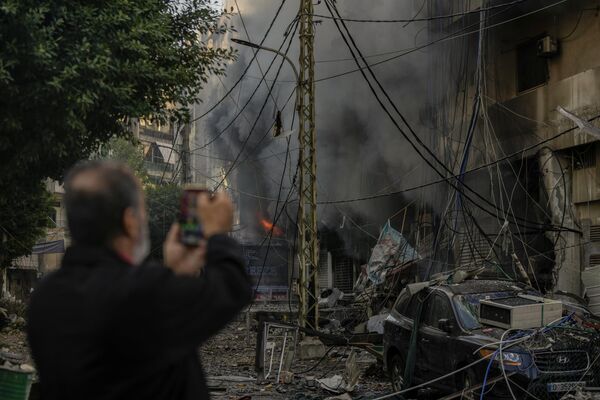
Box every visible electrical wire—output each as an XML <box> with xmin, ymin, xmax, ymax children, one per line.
<box><xmin>314</xmin><ymin>0</ymin><xmax>569</xmax><ymax>83</ymax></box>
<box><xmin>315</xmin><ymin>113</ymin><xmax>600</xmax><ymax>205</ymax></box>
<box><xmin>324</xmin><ymin>0</ymin><xmax>577</xmax><ymax>235</ymax></box>
<box><xmin>559</xmin><ymin>9</ymin><xmax>585</xmax><ymax>39</ymax></box>
<box><xmin>310</xmin><ymin>0</ymin><xmax>525</xmax><ymax>23</ymax></box>
<box><xmin>234</xmin><ymin>0</ymin><xmax>278</xmax><ymax>107</ymax></box>
<box><xmin>213</xmin><ymin>86</ymin><xmax>297</xmax><ymax>186</ymax></box>
<box><xmin>375</xmin><ymin>315</ymin><xmax>573</xmax><ymax>400</ymax></box>
<box><xmin>190</xmin><ymin>0</ymin><xmax>290</xmax><ymax>123</ymax></box>
<box><xmin>249</xmin><ymin>136</ymin><xmax>292</xmax><ymax>298</ymax></box>
<box><xmin>313</xmin><ymin>1</ymin><xmax>519</xmax><ymax>65</ymax></box>
<box><xmin>209</xmin><ymin>18</ymin><xmax>298</xmax><ymax>192</ymax></box>
<box><xmin>192</xmin><ymin>19</ymin><xmax>298</xmax><ymax>152</ymax></box>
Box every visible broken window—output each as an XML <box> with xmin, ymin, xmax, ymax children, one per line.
<box><xmin>571</xmin><ymin>143</ymin><xmax>596</xmax><ymax>170</ymax></box>
<box><xmin>516</xmin><ymin>36</ymin><xmax>549</xmax><ymax>92</ymax></box>
<box><xmin>423</xmin><ymin>294</ymin><xmax>455</xmax><ymax>328</ymax></box>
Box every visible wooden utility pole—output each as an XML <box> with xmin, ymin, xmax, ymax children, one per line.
<box><xmin>297</xmin><ymin>0</ymin><xmax>319</xmax><ymax>330</ymax></box>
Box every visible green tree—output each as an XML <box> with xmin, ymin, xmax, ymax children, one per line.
<box><xmin>146</xmin><ymin>183</ymin><xmax>182</xmax><ymax>261</ymax></box>
<box><xmin>0</xmin><ymin>182</ymin><xmax>53</xmax><ymax>268</ymax></box>
<box><xmin>0</xmin><ymin>0</ymin><xmax>232</xmax><ymax>265</ymax></box>
<box><xmin>102</xmin><ymin>136</ymin><xmax>180</xmax><ymax>261</ymax></box>
<box><xmin>98</xmin><ymin>136</ymin><xmax>149</xmax><ymax>185</ymax></box>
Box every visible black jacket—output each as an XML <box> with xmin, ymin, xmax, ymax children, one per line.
<box><xmin>27</xmin><ymin>235</ymin><xmax>252</xmax><ymax>400</ymax></box>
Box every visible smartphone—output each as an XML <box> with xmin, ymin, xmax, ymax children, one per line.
<box><xmin>179</xmin><ymin>185</ymin><xmax>210</xmax><ymax>246</ymax></box>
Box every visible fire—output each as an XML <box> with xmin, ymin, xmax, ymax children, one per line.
<box><xmin>259</xmin><ymin>218</ymin><xmax>284</xmax><ymax>236</ymax></box>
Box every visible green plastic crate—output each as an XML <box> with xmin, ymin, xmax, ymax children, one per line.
<box><xmin>0</xmin><ymin>367</ymin><xmax>33</xmax><ymax>400</ymax></box>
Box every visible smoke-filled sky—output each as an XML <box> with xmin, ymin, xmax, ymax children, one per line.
<box><xmin>194</xmin><ymin>0</ymin><xmax>442</xmax><ymax>237</ymax></box>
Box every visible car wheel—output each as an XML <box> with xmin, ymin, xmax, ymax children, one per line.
<box><xmin>462</xmin><ymin>369</ymin><xmax>479</xmax><ymax>400</ymax></box>
<box><xmin>388</xmin><ymin>353</ymin><xmax>405</xmax><ymax>393</ymax></box>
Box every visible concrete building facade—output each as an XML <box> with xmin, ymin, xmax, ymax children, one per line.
<box><xmin>427</xmin><ymin>0</ymin><xmax>600</xmax><ymax>296</ymax></box>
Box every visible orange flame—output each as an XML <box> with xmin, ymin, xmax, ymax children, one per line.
<box><xmin>260</xmin><ymin>218</ymin><xmax>283</xmax><ymax>236</ymax></box>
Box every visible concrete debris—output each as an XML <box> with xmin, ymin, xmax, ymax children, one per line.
<box><xmin>352</xmin><ymin>322</ymin><xmax>366</xmax><ymax>334</ymax></box>
<box><xmin>562</xmin><ymin>389</ymin><xmax>600</xmax><ymax>400</ymax></box>
<box><xmin>320</xmin><ymin>288</ymin><xmax>344</xmax><ymax>308</ymax></box>
<box><xmin>302</xmin><ymin>375</ymin><xmax>317</xmax><ymax>388</ymax></box>
<box><xmin>324</xmin><ymin>393</ymin><xmax>353</xmax><ymax>400</ymax></box>
<box><xmin>344</xmin><ymin>350</ymin><xmax>360</xmax><ymax>392</ymax></box>
<box><xmin>207</xmin><ymin>375</ymin><xmax>256</xmax><ymax>382</ymax></box>
<box><xmin>366</xmin><ymin>313</ymin><xmax>389</xmax><ymax>334</ymax></box>
<box><xmin>292</xmin><ymin>393</ymin><xmax>321</xmax><ymax>400</ymax></box>
<box><xmin>298</xmin><ymin>337</ymin><xmax>326</xmax><ymax>360</ymax></box>
<box><xmin>0</xmin><ymin>348</ymin><xmax>33</xmax><ymax>373</ymax></box>
<box><xmin>316</xmin><ymin>375</ymin><xmax>346</xmax><ymax>393</ymax></box>
<box><xmin>279</xmin><ymin>370</ymin><xmax>294</xmax><ymax>384</ymax></box>
<box><xmin>316</xmin><ymin>351</ymin><xmax>360</xmax><ymax>394</ymax></box>
<box><xmin>321</xmin><ymin>318</ymin><xmax>342</xmax><ymax>334</ymax></box>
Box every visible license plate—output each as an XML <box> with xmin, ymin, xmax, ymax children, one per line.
<box><xmin>547</xmin><ymin>381</ymin><xmax>586</xmax><ymax>392</ymax></box>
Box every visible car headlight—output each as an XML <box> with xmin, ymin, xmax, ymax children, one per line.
<box><xmin>480</xmin><ymin>349</ymin><xmax>522</xmax><ymax>366</ymax></box>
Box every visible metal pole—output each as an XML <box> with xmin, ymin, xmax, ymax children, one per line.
<box><xmin>297</xmin><ymin>0</ymin><xmax>319</xmax><ymax>330</ymax></box>
<box><xmin>230</xmin><ymin>2</ymin><xmax>319</xmax><ymax>329</ymax></box>
<box><xmin>181</xmin><ymin>122</ymin><xmax>191</xmax><ymax>184</ymax></box>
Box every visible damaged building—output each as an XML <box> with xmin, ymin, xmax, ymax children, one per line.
<box><xmin>423</xmin><ymin>0</ymin><xmax>600</xmax><ymax>309</ymax></box>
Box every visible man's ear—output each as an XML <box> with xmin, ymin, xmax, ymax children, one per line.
<box><xmin>122</xmin><ymin>207</ymin><xmax>140</xmax><ymax>241</ymax></box>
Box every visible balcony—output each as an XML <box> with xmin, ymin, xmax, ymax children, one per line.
<box><xmin>140</xmin><ymin>127</ymin><xmax>173</xmax><ymax>143</ymax></box>
<box><xmin>144</xmin><ymin>161</ymin><xmax>174</xmax><ymax>174</ymax></box>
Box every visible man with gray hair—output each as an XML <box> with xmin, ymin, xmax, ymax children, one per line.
<box><xmin>27</xmin><ymin>160</ymin><xmax>252</xmax><ymax>400</ymax></box>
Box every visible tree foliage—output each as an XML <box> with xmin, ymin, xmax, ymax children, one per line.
<box><xmin>0</xmin><ymin>182</ymin><xmax>53</xmax><ymax>268</ymax></box>
<box><xmin>146</xmin><ymin>184</ymin><xmax>182</xmax><ymax>261</ymax></box>
<box><xmin>97</xmin><ymin>136</ymin><xmax>150</xmax><ymax>185</ymax></box>
<box><xmin>0</xmin><ymin>0</ymin><xmax>232</xmax><ymax>265</ymax></box>
<box><xmin>102</xmin><ymin>137</ymin><xmax>181</xmax><ymax>261</ymax></box>
<box><xmin>0</xmin><ymin>0</ymin><xmax>233</xmax><ymax>185</ymax></box>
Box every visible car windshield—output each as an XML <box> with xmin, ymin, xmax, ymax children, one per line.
<box><xmin>453</xmin><ymin>291</ymin><xmax>522</xmax><ymax>330</ymax></box>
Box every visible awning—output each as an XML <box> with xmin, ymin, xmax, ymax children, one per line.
<box><xmin>32</xmin><ymin>240</ymin><xmax>65</xmax><ymax>255</ymax></box>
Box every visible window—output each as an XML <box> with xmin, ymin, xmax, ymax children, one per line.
<box><xmin>590</xmin><ymin>226</ymin><xmax>600</xmax><ymax>244</ymax></box>
<box><xmin>571</xmin><ymin>143</ymin><xmax>596</xmax><ymax>170</ymax></box>
<box><xmin>394</xmin><ymin>291</ymin><xmax>411</xmax><ymax>315</ymax></box>
<box><xmin>516</xmin><ymin>36</ymin><xmax>548</xmax><ymax>92</ymax></box>
<box><xmin>404</xmin><ymin>294</ymin><xmax>424</xmax><ymax>320</ymax></box>
<box><xmin>145</xmin><ymin>142</ymin><xmax>165</xmax><ymax>164</ymax></box>
<box><xmin>423</xmin><ymin>294</ymin><xmax>455</xmax><ymax>328</ymax></box>
<box><xmin>48</xmin><ymin>208</ymin><xmax>57</xmax><ymax>225</ymax></box>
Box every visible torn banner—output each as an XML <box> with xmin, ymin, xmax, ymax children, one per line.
<box><xmin>367</xmin><ymin>221</ymin><xmax>419</xmax><ymax>285</ymax></box>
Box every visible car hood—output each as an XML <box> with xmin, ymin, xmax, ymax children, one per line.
<box><xmin>467</xmin><ymin>324</ymin><xmax>599</xmax><ymax>353</ymax></box>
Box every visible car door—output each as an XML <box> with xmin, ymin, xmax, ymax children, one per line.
<box><xmin>418</xmin><ymin>291</ymin><xmax>458</xmax><ymax>391</ymax></box>
<box><xmin>385</xmin><ymin>290</ymin><xmax>427</xmax><ymax>383</ymax></box>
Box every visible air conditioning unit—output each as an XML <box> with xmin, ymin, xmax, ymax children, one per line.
<box><xmin>537</xmin><ymin>35</ymin><xmax>558</xmax><ymax>57</ymax></box>
<box><xmin>479</xmin><ymin>295</ymin><xmax>562</xmax><ymax>329</ymax></box>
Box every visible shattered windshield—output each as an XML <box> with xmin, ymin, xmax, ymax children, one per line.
<box><xmin>453</xmin><ymin>291</ymin><xmax>523</xmax><ymax>330</ymax></box>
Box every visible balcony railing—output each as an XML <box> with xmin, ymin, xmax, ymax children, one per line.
<box><xmin>144</xmin><ymin>161</ymin><xmax>174</xmax><ymax>174</ymax></box>
<box><xmin>140</xmin><ymin>127</ymin><xmax>173</xmax><ymax>142</ymax></box>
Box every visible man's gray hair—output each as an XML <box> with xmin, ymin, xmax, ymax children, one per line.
<box><xmin>64</xmin><ymin>160</ymin><xmax>142</xmax><ymax>246</ymax></box>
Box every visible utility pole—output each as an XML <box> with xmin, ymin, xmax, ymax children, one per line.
<box><xmin>229</xmin><ymin>2</ymin><xmax>319</xmax><ymax>330</ymax></box>
<box><xmin>297</xmin><ymin>0</ymin><xmax>319</xmax><ymax>330</ymax></box>
<box><xmin>180</xmin><ymin>122</ymin><xmax>192</xmax><ymax>184</ymax></box>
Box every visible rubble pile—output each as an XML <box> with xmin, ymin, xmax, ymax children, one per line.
<box><xmin>199</xmin><ymin>306</ymin><xmax>391</xmax><ymax>399</ymax></box>
<box><xmin>319</xmin><ymin>222</ymin><xmax>420</xmax><ymax>341</ymax></box>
